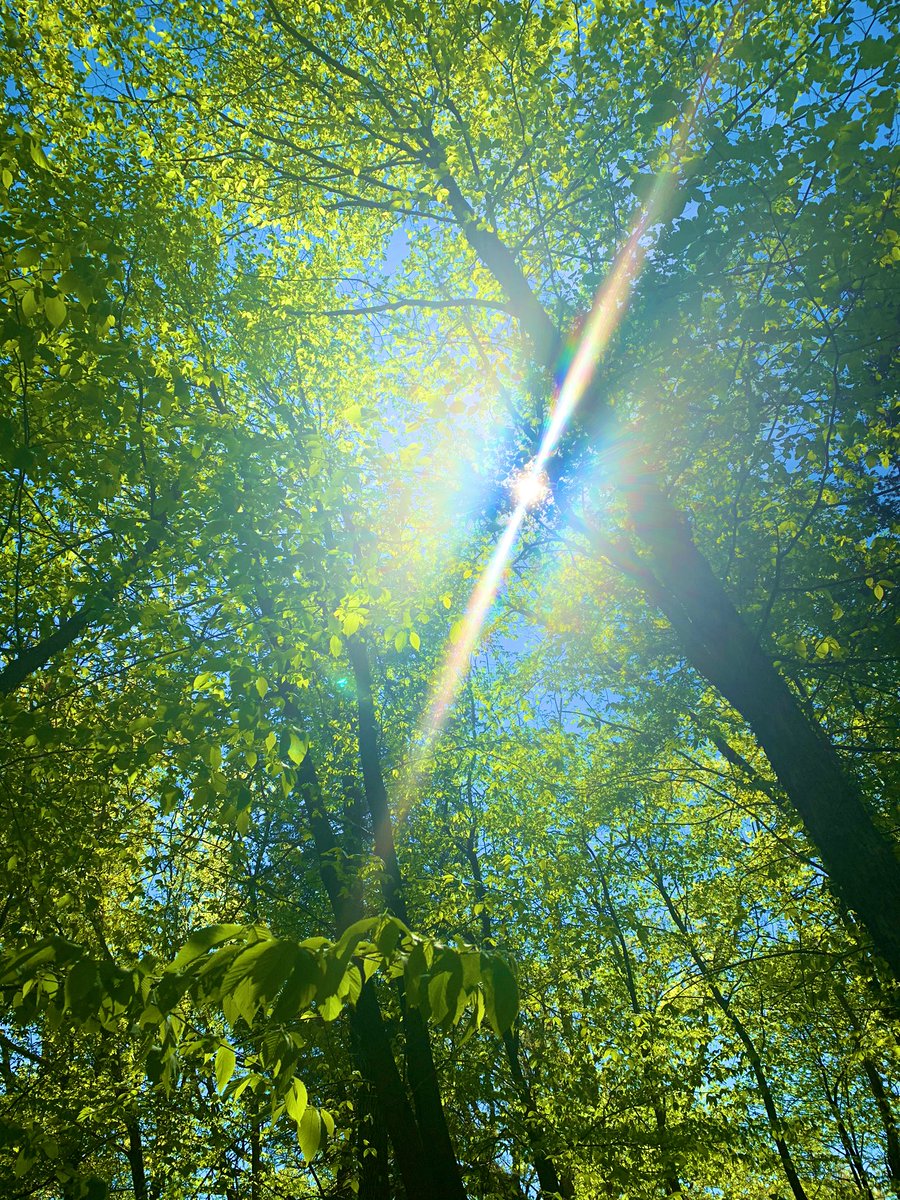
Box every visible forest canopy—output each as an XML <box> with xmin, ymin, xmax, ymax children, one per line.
<box><xmin>1</xmin><ymin>0</ymin><xmax>899</xmax><ymax>1197</ymax></box>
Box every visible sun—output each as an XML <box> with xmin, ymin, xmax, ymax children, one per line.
<box><xmin>510</xmin><ymin>462</ymin><xmax>550</xmax><ymax>510</ymax></box>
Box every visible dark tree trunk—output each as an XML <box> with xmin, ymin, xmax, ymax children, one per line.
<box><xmin>426</xmin><ymin>154</ymin><xmax>900</xmax><ymax>978</ymax></box>
<box><xmin>462</xmin><ymin>829</ymin><xmax>573</xmax><ymax>1199</ymax></box>
<box><xmin>818</xmin><ymin>1064</ymin><xmax>874</xmax><ymax>1200</ymax></box>
<box><xmin>346</xmin><ymin>640</ymin><xmax>468</xmax><ymax>1200</ymax></box>
<box><xmin>623</xmin><ymin>478</ymin><xmax>900</xmax><ymax>980</ymax></box>
<box><xmin>123</xmin><ymin>1112</ymin><xmax>149</xmax><ymax>1200</ymax></box>
<box><xmin>294</xmin><ymin>751</ymin><xmax>435</xmax><ymax>1200</ymax></box>
<box><xmin>593</xmin><ymin>866</ymin><xmax>682</xmax><ymax>1197</ymax></box>
<box><xmin>0</xmin><ymin>499</ymin><xmax>173</xmax><ymax>696</ymax></box>
<box><xmin>355</xmin><ymin>1081</ymin><xmax>391</xmax><ymax>1200</ymax></box>
<box><xmin>863</xmin><ymin>1057</ymin><xmax>900</xmax><ymax>1193</ymax></box>
<box><xmin>834</xmin><ymin>986</ymin><xmax>900</xmax><ymax>1191</ymax></box>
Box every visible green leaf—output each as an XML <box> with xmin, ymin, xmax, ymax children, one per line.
<box><xmin>270</xmin><ymin>950</ymin><xmax>322</xmax><ymax>1021</ymax></box>
<box><xmin>29</xmin><ymin>138</ymin><xmax>51</xmax><ymax>170</ymax></box>
<box><xmin>297</xmin><ymin>1105</ymin><xmax>322</xmax><ymax>1160</ymax></box>
<box><xmin>215</xmin><ymin>1044</ymin><xmax>236</xmax><ymax>1093</ymax></box>
<box><xmin>44</xmin><ymin>295</ymin><xmax>67</xmax><ymax>327</ymax></box>
<box><xmin>287</xmin><ymin>732</ymin><xmax>308</xmax><ymax>765</ymax></box>
<box><xmin>64</xmin><ymin>958</ymin><xmax>102</xmax><ymax>1019</ymax></box>
<box><xmin>218</xmin><ymin>939</ymin><xmax>298</xmax><ymax>1026</ymax></box>
<box><xmin>284</xmin><ymin>1077</ymin><xmax>308</xmax><ymax>1123</ymax></box>
<box><xmin>342</xmin><ymin>611</ymin><xmax>362</xmax><ymax>635</ymax></box>
<box><xmin>318</xmin><ymin>992</ymin><xmax>344</xmax><ymax>1021</ymax></box>
<box><xmin>168</xmin><ymin>925</ymin><xmax>245</xmax><ymax>973</ymax></box>
<box><xmin>481</xmin><ymin>955</ymin><xmax>518</xmax><ymax>1035</ymax></box>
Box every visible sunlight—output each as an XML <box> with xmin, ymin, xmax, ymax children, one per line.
<box><xmin>510</xmin><ymin>461</ymin><xmax>551</xmax><ymax>509</ymax></box>
<box><xmin>401</xmin><ymin>36</ymin><xmax>731</xmax><ymax>808</ymax></box>
<box><xmin>401</xmin><ymin>202</ymin><xmax>662</xmax><ymax>796</ymax></box>
<box><xmin>419</xmin><ymin>503</ymin><xmax>528</xmax><ymax>751</ymax></box>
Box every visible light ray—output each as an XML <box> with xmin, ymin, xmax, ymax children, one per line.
<box><xmin>399</xmin><ymin>30</ymin><xmax>733</xmax><ymax>810</ymax></box>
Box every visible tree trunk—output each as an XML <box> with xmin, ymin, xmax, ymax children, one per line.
<box><xmin>346</xmin><ymin>640</ymin><xmax>469</xmax><ymax>1200</ymax></box>
<box><xmin>834</xmin><ymin>985</ymin><xmax>900</xmax><ymax>1191</ymax></box>
<box><xmin>622</xmin><ymin>477</ymin><xmax>900</xmax><ymax>979</ymax></box>
<box><xmin>817</xmin><ymin>1063</ymin><xmax>874</xmax><ymax>1200</ymax></box>
<box><xmin>123</xmin><ymin>1112</ymin><xmax>149</xmax><ymax>1200</ymax></box>
<box><xmin>862</xmin><ymin>1057</ymin><xmax>900</xmax><ymax>1193</ymax></box>
<box><xmin>254</xmin><ymin>577</ymin><xmax>435</xmax><ymax>1200</ymax></box>
<box><xmin>355</xmin><ymin>1081</ymin><xmax>391</xmax><ymax>1200</ymax></box>
<box><xmin>593</xmin><ymin>865</ymin><xmax>681</xmax><ymax>1198</ymax></box>
<box><xmin>249</xmin><ymin>1102</ymin><xmax>261</xmax><ymax>1200</ymax></box>
<box><xmin>462</xmin><ymin>829</ymin><xmax>573</xmax><ymax>1199</ymax></box>
<box><xmin>428</xmin><ymin>155</ymin><xmax>900</xmax><ymax>978</ymax></box>
<box><xmin>294</xmin><ymin>750</ymin><xmax>435</xmax><ymax>1200</ymax></box>
<box><xmin>0</xmin><ymin>497</ymin><xmax>174</xmax><ymax>696</ymax></box>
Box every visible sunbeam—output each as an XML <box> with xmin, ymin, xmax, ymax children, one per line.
<box><xmin>399</xmin><ymin>34</ymin><xmax>731</xmax><ymax>810</ymax></box>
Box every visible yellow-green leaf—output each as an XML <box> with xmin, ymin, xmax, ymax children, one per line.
<box><xmin>285</xmin><ymin>1078</ymin><xmax>308</xmax><ymax>1124</ymax></box>
<box><xmin>215</xmin><ymin>1045</ymin><xmax>236</xmax><ymax>1093</ymax></box>
<box><xmin>342</xmin><ymin>612</ymin><xmax>361</xmax><ymax>636</ymax></box>
<box><xmin>29</xmin><ymin>138</ymin><xmax>51</xmax><ymax>170</ymax></box>
<box><xmin>287</xmin><ymin>732</ymin><xmax>308</xmax><ymax>765</ymax></box>
<box><xmin>297</xmin><ymin>1106</ymin><xmax>322</xmax><ymax>1160</ymax></box>
<box><xmin>44</xmin><ymin>295</ymin><xmax>67</xmax><ymax>328</ymax></box>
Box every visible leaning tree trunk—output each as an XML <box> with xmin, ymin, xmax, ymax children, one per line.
<box><xmin>0</xmin><ymin>486</ymin><xmax>178</xmax><ymax>696</ymax></box>
<box><xmin>427</xmin><ymin>152</ymin><xmax>900</xmax><ymax>979</ymax></box>
<box><xmin>624</xmin><ymin>479</ymin><xmax>900</xmax><ymax>979</ymax></box>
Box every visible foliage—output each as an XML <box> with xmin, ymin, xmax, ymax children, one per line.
<box><xmin>1</xmin><ymin>0</ymin><xmax>899</xmax><ymax>1197</ymax></box>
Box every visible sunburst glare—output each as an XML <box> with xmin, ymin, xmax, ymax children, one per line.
<box><xmin>398</xmin><ymin>33</ymin><xmax>732</xmax><ymax>815</ymax></box>
<box><xmin>510</xmin><ymin>461</ymin><xmax>551</xmax><ymax>510</ymax></box>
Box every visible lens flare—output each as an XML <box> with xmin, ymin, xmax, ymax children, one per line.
<box><xmin>510</xmin><ymin>462</ymin><xmax>550</xmax><ymax>509</ymax></box>
<box><xmin>397</xmin><ymin>32</ymin><xmax>733</xmax><ymax>815</ymax></box>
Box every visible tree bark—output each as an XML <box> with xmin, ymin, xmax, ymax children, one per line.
<box><xmin>462</xmin><ymin>828</ymin><xmax>573</xmax><ymax>1199</ymax></box>
<box><xmin>355</xmin><ymin>1080</ymin><xmax>391</xmax><ymax>1200</ymax></box>
<box><xmin>862</xmin><ymin>1057</ymin><xmax>900</xmax><ymax>1193</ymax></box>
<box><xmin>592</xmin><ymin>865</ymin><xmax>681</xmax><ymax>1198</ymax></box>
<box><xmin>817</xmin><ymin>1062</ymin><xmax>874</xmax><ymax>1200</ymax></box>
<box><xmin>0</xmin><ymin>501</ymin><xmax>173</xmax><ymax>696</ymax></box>
<box><xmin>254</xmin><ymin>575</ymin><xmax>435</xmax><ymax>1199</ymax></box>
<box><xmin>249</xmin><ymin>1102</ymin><xmax>261</xmax><ymax>1200</ymax></box>
<box><xmin>622</xmin><ymin>477</ymin><xmax>900</xmax><ymax>980</ymax></box>
<box><xmin>346</xmin><ymin>639</ymin><xmax>469</xmax><ymax>1200</ymax></box>
<box><xmin>123</xmin><ymin>1112</ymin><xmax>149</xmax><ymax>1200</ymax></box>
<box><xmin>293</xmin><ymin>750</ymin><xmax>435</xmax><ymax>1200</ymax></box>
<box><xmin>427</xmin><ymin>153</ymin><xmax>900</xmax><ymax>978</ymax></box>
<box><xmin>834</xmin><ymin>984</ymin><xmax>900</xmax><ymax>1191</ymax></box>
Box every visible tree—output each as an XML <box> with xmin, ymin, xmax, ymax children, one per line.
<box><xmin>2</xmin><ymin>0</ymin><xmax>899</xmax><ymax>1196</ymax></box>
